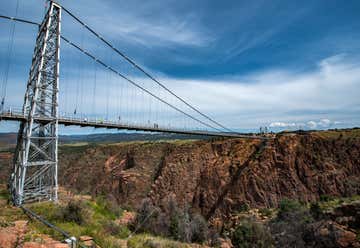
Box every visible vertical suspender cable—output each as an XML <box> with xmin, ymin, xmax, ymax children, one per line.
<box><xmin>92</xmin><ymin>56</ymin><xmax>97</xmax><ymax>119</ymax></box>
<box><xmin>60</xmin><ymin>4</ymin><xmax>234</xmax><ymax>132</ymax></box>
<box><xmin>1</xmin><ymin>0</ymin><xmax>19</xmax><ymax>111</ymax></box>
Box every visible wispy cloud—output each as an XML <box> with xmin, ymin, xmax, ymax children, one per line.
<box><xmin>154</xmin><ymin>54</ymin><xmax>360</xmax><ymax>129</ymax></box>
<box><xmin>58</xmin><ymin>0</ymin><xmax>214</xmax><ymax>48</ymax></box>
<box><xmin>42</xmin><ymin>53</ymin><xmax>360</xmax><ymax>130</ymax></box>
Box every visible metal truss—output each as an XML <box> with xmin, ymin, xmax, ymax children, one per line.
<box><xmin>10</xmin><ymin>2</ymin><xmax>61</xmax><ymax>205</ymax></box>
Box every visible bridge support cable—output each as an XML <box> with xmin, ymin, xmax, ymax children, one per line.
<box><xmin>0</xmin><ymin>0</ymin><xmax>19</xmax><ymax>111</ymax></box>
<box><xmin>53</xmin><ymin>2</ymin><xmax>235</xmax><ymax>133</ymax></box>
<box><xmin>0</xmin><ymin>14</ymin><xmax>226</xmax><ymax>132</ymax></box>
<box><xmin>59</xmin><ymin>36</ymin><xmax>223</xmax><ymax>132</ymax></box>
<box><xmin>21</xmin><ymin>205</ymin><xmax>88</xmax><ymax>248</ymax></box>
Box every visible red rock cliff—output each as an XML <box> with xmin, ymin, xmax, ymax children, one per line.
<box><xmin>56</xmin><ymin>131</ymin><xmax>360</xmax><ymax>222</ymax></box>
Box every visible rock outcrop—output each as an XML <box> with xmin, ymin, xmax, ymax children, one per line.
<box><xmin>1</xmin><ymin>130</ymin><xmax>359</xmax><ymax>225</ymax></box>
<box><xmin>56</xmin><ymin>131</ymin><xmax>360</xmax><ymax>224</ymax></box>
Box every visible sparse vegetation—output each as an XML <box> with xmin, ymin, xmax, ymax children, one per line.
<box><xmin>22</xmin><ymin>196</ymin><xmax>131</xmax><ymax>247</ymax></box>
<box><xmin>132</xmin><ymin>197</ymin><xmax>210</xmax><ymax>244</ymax></box>
<box><xmin>231</xmin><ymin>218</ymin><xmax>273</xmax><ymax>248</ymax></box>
<box><xmin>127</xmin><ymin>234</ymin><xmax>191</xmax><ymax>248</ymax></box>
<box><xmin>277</xmin><ymin>198</ymin><xmax>304</xmax><ymax>219</ymax></box>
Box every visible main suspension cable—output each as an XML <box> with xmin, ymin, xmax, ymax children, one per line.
<box><xmin>60</xmin><ymin>36</ymin><xmax>222</xmax><ymax>131</ymax></box>
<box><xmin>57</xmin><ymin>2</ymin><xmax>234</xmax><ymax>133</ymax></box>
<box><xmin>0</xmin><ymin>14</ymin><xmax>223</xmax><ymax>132</ymax></box>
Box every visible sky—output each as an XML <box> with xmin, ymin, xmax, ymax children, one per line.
<box><xmin>0</xmin><ymin>0</ymin><xmax>360</xmax><ymax>134</ymax></box>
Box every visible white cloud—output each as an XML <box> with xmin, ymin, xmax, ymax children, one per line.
<box><xmin>58</xmin><ymin>0</ymin><xmax>213</xmax><ymax>48</ymax></box>
<box><xmin>153</xmin><ymin>54</ymin><xmax>360</xmax><ymax>129</ymax></box>
<box><xmin>307</xmin><ymin>121</ymin><xmax>318</xmax><ymax>129</ymax></box>
<box><xmin>63</xmin><ymin>54</ymin><xmax>360</xmax><ymax>129</ymax></box>
<box><xmin>318</xmin><ymin>118</ymin><xmax>331</xmax><ymax>127</ymax></box>
<box><xmin>4</xmin><ymin>54</ymin><xmax>360</xmax><ymax>131</ymax></box>
<box><xmin>269</xmin><ymin>119</ymin><xmax>340</xmax><ymax>130</ymax></box>
<box><xmin>269</xmin><ymin>122</ymin><xmax>297</xmax><ymax>128</ymax></box>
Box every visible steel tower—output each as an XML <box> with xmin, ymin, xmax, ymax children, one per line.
<box><xmin>10</xmin><ymin>2</ymin><xmax>61</xmax><ymax>205</ymax></box>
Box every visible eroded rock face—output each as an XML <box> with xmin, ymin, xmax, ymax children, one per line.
<box><xmin>1</xmin><ymin>131</ymin><xmax>359</xmax><ymax>224</ymax></box>
<box><xmin>305</xmin><ymin>220</ymin><xmax>360</xmax><ymax>248</ymax></box>
<box><xmin>56</xmin><ymin>132</ymin><xmax>360</xmax><ymax>224</ymax></box>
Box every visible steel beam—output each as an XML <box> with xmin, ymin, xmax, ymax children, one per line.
<box><xmin>10</xmin><ymin>2</ymin><xmax>61</xmax><ymax>205</ymax></box>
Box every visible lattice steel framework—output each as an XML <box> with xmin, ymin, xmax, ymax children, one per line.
<box><xmin>10</xmin><ymin>2</ymin><xmax>61</xmax><ymax>205</ymax></box>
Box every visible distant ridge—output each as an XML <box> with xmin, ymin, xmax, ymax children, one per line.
<box><xmin>0</xmin><ymin>132</ymin><xmax>209</xmax><ymax>148</ymax></box>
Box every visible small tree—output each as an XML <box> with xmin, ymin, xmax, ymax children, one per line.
<box><xmin>132</xmin><ymin>198</ymin><xmax>159</xmax><ymax>233</ymax></box>
<box><xmin>59</xmin><ymin>200</ymin><xmax>85</xmax><ymax>225</ymax></box>
<box><xmin>178</xmin><ymin>209</ymin><xmax>192</xmax><ymax>243</ymax></box>
<box><xmin>190</xmin><ymin>213</ymin><xmax>208</xmax><ymax>243</ymax></box>
<box><xmin>231</xmin><ymin>218</ymin><xmax>273</xmax><ymax>248</ymax></box>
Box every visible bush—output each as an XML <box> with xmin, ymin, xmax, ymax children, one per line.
<box><xmin>231</xmin><ymin>218</ymin><xmax>273</xmax><ymax>248</ymax></box>
<box><xmin>58</xmin><ymin>200</ymin><xmax>85</xmax><ymax>225</ymax></box>
<box><xmin>278</xmin><ymin>198</ymin><xmax>303</xmax><ymax>219</ymax></box>
<box><xmin>170</xmin><ymin>209</ymin><xmax>209</xmax><ymax>243</ymax></box>
<box><xmin>270</xmin><ymin>199</ymin><xmax>313</xmax><ymax>247</ymax></box>
<box><xmin>103</xmin><ymin>221</ymin><xmax>130</xmax><ymax>238</ymax></box>
<box><xmin>319</xmin><ymin>195</ymin><xmax>335</xmax><ymax>202</ymax></box>
<box><xmin>237</xmin><ymin>203</ymin><xmax>250</xmax><ymax>212</ymax></box>
<box><xmin>133</xmin><ymin>198</ymin><xmax>210</xmax><ymax>244</ymax></box>
<box><xmin>309</xmin><ymin>202</ymin><xmax>322</xmax><ymax>220</ymax></box>
<box><xmin>92</xmin><ymin>196</ymin><xmax>123</xmax><ymax>220</ymax></box>
<box><xmin>279</xmin><ymin>198</ymin><xmax>302</xmax><ymax>213</ymax></box>
<box><xmin>178</xmin><ymin>210</ymin><xmax>192</xmax><ymax>243</ymax></box>
<box><xmin>168</xmin><ymin>196</ymin><xmax>181</xmax><ymax>239</ymax></box>
<box><xmin>259</xmin><ymin>208</ymin><xmax>272</xmax><ymax>217</ymax></box>
<box><xmin>132</xmin><ymin>198</ymin><xmax>160</xmax><ymax>234</ymax></box>
<box><xmin>190</xmin><ymin>213</ymin><xmax>208</xmax><ymax>243</ymax></box>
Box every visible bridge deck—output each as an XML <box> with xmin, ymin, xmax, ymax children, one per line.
<box><xmin>0</xmin><ymin>111</ymin><xmax>265</xmax><ymax>139</ymax></box>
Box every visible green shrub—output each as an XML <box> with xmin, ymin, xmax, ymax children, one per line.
<box><xmin>277</xmin><ymin>198</ymin><xmax>303</xmax><ymax>219</ymax></box>
<box><xmin>238</xmin><ymin>203</ymin><xmax>250</xmax><ymax>212</ymax></box>
<box><xmin>279</xmin><ymin>199</ymin><xmax>301</xmax><ymax>213</ymax></box>
<box><xmin>259</xmin><ymin>208</ymin><xmax>272</xmax><ymax>217</ymax></box>
<box><xmin>169</xmin><ymin>213</ymin><xmax>180</xmax><ymax>239</ymax></box>
<box><xmin>103</xmin><ymin>221</ymin><xmax>130</xmax><ymax>239</ymax></box>
<box><xmin>190</xmin><ymin>213</ymin><xmax>208</xmax><ymax>243</ymax></box>
<box><xmin>319</xmin><ymin>195</ymin><xmax>335</xmax><ymax>202</ymax></box>
<box><xmin>231</xmin><ymin>218</ymin><xmax>273</xmax><ymax>248</ymax></box>
<box><xmin>309</xmin><ymin>202</ymin><xmax>322</xmax><ymax>219</ymax></box>
<box><xmin>132</xmin><ymin>198</ymin><xmax>160</xmax><ymax>234</ymax></box>
<box><xmin>58</xmin><ymin>200</ymin><xmax>85</xmax><ymax>225</ymax></box>
<box><xmin>90</xmin><ymin>196</ymin><xmax>122</xmax><ymax>220</ymax></box>
<box><xmin>133</xmin><ymin>198</ymin><xmax>210</xmax><ymax>244</ymax></box>
<box><xmin>177</xmin><ymin>210</ymin><xmax>192</xmax><ymax>243</ymax></box>
<box><xmin>270</xmin><ymin>199</ymin><xmax>313</xmax><ymax>247</ymax></box>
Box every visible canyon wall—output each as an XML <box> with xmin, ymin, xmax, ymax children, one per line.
<box><xmin>56</xmin><ymin>130</ymin><xmax>360</xmax><ymax>222</ymax></box>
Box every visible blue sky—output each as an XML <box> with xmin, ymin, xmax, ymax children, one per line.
<box><xmin>0</xmin><ymin>0</ymin><xmax>360</xmax><ymax>134</ymax></box>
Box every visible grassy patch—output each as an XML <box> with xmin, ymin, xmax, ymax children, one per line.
<box><xmin>314</xmin><ymin>128</ymin><xmax>360</xmax><ymax>139</ymax></box>
<box><xmin>317</xmin><ymin>195</ymin><xmax>360</xmax><ymax>212</ymax></box>
<box><xmin>23</xmin><ymin>197</ymin><xmax>130</xmax><ymax>247</ymax></box>
<box><xmin>0</xmin><ymin>187</ymin><xmax>10</xmax><ymax>201</ymax></box>
<box><xmin>128</xmin><ymin>234</ymin><xmax>190</xmax><ymax>248</ymax></box>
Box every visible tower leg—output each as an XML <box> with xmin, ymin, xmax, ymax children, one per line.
<box><xmin>10</xmin><ymin>2</ymin><xmax>61</xmax><ymax>205</ymax></box>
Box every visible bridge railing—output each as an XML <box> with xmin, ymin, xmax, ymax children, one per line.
<box><xmin>0</xmin><ymin>107</ymin><xmax>24</xmax><ymax>117</ymax></box>
<box><xmin>1</xmin><ymin>106</ymin><xmax>206</xmax><ymax>133</ymax></box>
<box><xmin>58</xmin><ymin>112</ymin><xmax>201</xmax><ymax>133</ymax></box>
<box><xmin>0</xmin><ymin>106</ymin><xmax>256</xmax><ymax>138</ymax></box>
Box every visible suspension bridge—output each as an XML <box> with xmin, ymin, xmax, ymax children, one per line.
<box><xmin>0</xmin><ymin>1</ymin><xmax>264</xmax><ymax>205</ymax></box>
